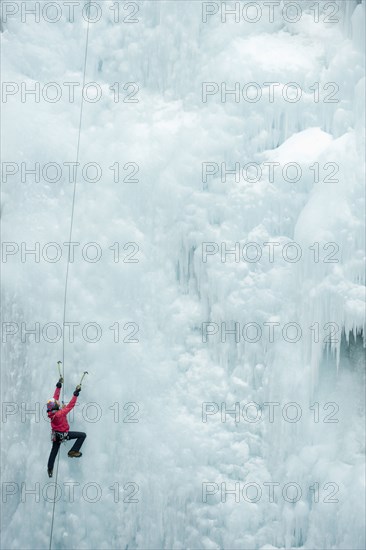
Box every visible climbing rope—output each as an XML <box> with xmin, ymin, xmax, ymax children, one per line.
<box><xmin>61</xmin><ymin>1</ymin><xmax>92</xmax><ymax>383</ymax></box>
<box><xmin>49</xmin><ymin>4</ymin><xmax>91</xmax><ymax>549</ymax></box>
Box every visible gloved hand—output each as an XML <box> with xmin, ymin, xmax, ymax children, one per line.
<box><xmin>56</xmin><ymin>377</ymin><xmax>64</xmax><ymax>388</ymax></box>
<box><xmin>73</xmin><ymin>385</ymin><xmax>81</xmax><ymax>397</ymax></box>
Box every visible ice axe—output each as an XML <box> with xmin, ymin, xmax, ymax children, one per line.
<box><xmin>79</xmin><ymin>371</ymin><xmax>89</xmax><ymax>386</ymax></box>
<box><xmin>57</xmin><ymin>361</ymin><xmax>63</xmax><ymax>377</ymax></box>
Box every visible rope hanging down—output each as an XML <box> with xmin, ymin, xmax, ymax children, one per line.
<box><xmin>61</xmin><ymin>3</ymin><xmax>92</xmax><ymax>380</ymax></box>
<box><xmin>49</xmin><ymin>5</ymin><xmax>91</xmax><ymax>549</ymax></box>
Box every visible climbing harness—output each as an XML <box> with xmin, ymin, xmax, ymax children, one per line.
<box><xmin>51</xmin><ymin>431</ymin><xmax>69</xmax><ymax>443</ymax></box>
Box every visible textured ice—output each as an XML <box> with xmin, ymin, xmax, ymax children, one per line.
<box><xmin>1</xmin><ymin>1</ymin><xmax>365</xmax><ymax>549</ymax></box>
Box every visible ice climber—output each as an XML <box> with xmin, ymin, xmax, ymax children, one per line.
<box><xmin>46</xmin><ymin>378</ymin><xmax>86</xmax><ymax>478</ymax></box>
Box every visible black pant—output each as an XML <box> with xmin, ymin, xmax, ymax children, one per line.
<box><xmin>48</xmin><ymin>431</ymin><xmax>86</xmax><ymax>470</ymax></box>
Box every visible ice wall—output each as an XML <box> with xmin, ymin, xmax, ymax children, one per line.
<box><xmin>1</xmin><ymin>1</ymin><xmax>365</xmax><ymax>549</ymax></box>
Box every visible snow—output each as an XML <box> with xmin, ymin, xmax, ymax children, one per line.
<box><xmin>1</xmin><ymin>1</ymin><xmax>365</xmax><ymax>549</ymax></box>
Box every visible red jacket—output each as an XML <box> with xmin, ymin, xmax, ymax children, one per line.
<box><xmin>48</xmin><ymin>386</ymin><xmax>77</xmax><ymax>432</ymax></box>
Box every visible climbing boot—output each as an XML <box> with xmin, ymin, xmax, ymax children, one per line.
<box><xmin>68</xmin><ymin>451</ymin><xmax>82</xmax><ymax>458</ymax></box>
